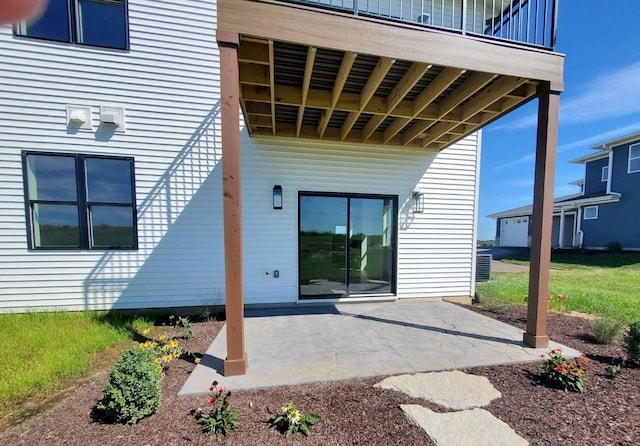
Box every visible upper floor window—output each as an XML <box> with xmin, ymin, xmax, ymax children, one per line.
<box><xmin>601</xmin><ymin>165</ymin><xmax>609</xmax><ymax>182</ymax></box>
<box><xmin>583</xmin><ymin>206</ymin><xmax>598</xmax><ymax>220</ymax></box>
<box><xmin>23</xmin><ymin>152</ymin><xmax>137</xmax><ymax>250</ymax></box>
<box><xmin>14</xmin><ymin>0</ymin><xmax>128</xmax><ymax>50</ymax></box>
<box><xmin>629</xmin><ymin>143</ymin><xmax>640</xmax><ymax>174</ymax></box>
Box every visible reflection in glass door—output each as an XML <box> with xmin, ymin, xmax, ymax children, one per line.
<box><xmin>299</xmin><ymin>193</ymin><xmax>396</xmax><ymax>298</ymax></box>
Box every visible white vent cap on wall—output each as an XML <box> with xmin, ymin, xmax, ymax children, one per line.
<box><xmin>100</xmin><ymin>106</ymin><xmax>126</xmax><ymax>132</ymax></box>
<box><xmin>66</xmin><ymin>105</ymin><xmax>93</xmax><ymax>130</ymax></box>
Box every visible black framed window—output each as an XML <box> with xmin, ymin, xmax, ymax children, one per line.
<box><xmin>23</xmin><ymin>151</ymin><xmax>137</xmax><ymax>250</ymax></box>
<box><xmin>15</xmin><ymin>0</ymin><xmax>128</xmax><ymax>50</ymax></box>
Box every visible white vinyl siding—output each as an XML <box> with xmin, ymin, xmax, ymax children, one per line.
<box><xmin>0</xmin><ymin>0</ymin><xmax>224</xmax><ymax>312</ymax></box>
<box><xmin>241</xmin><ymin>133</ymin><xmax>479</xmax><ymax>303</ymax></box>
<box><xmin>0</xmin><ymin>0</ymin><xmax>481</xmax><ymax>312</ymax></box>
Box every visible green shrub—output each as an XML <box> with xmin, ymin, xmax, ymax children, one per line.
<box><xmin>593</xmin><ymin>317</ymin><xmax>625</xmax><ymax>345</ymax></box>
<box><xmin>93</xmin><ymin>346</ymin><xmax>163</xmax><ymax>424</ymax></box>
<box><xmin>607</xmin><ymin>241</ymin><xmax>623</xmax><ymax>253</ymax></box>
<box><xmin>624</xmin><ymin>320</ymin><xmax>640</xmax><ymax>365</ymax></box>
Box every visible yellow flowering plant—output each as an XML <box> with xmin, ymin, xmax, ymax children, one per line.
<box><xmin>268</xmin><ymin>401</ymin><xmax>321</xmax><ymax>437</ymax></box>
<box><xmin>138</xmin><ymin>335</ymin><xmax>183</xmax><ymax>368</ymax></box>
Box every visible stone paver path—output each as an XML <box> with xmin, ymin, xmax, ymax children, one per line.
<box><xmin>401</xmin><ymin>406</ymin><xmax>529</xmax><ymax>446</ymax></box>
<box><xmin>378</xmin><ymin>370</ymin><xmax>529</xmax><ymax>445</ymax></box>
<box><xmin>375</xmin><ymin>370</ymin><xmax>501</xmax><ymax>410</ymax></box>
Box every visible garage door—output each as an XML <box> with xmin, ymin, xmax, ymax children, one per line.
<box><xmin>500</xmin><ymin>217</ymin><xmax>529</xmax><ymax>247</ymax></box>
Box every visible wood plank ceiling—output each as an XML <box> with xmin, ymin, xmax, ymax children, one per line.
<box><xmin>238</xmin><ymin>36</ymin><xmax>538</xmax><ymax>151</ymax></box>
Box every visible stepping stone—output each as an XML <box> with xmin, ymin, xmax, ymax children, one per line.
<box><xmin>401</xmin><ymin>405</ymin><xmax>529</xmax><ymax>446</ymax></box>
<box><xmin>375</xmin><ymin>370</ymin><xmax>501</xmax><ymax>410</ymax></box>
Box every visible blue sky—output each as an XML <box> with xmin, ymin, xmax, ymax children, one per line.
<box><xmin>478</xmin><ymin>1</ymin><xmax>640</xmax><ymax>240</ymax></box>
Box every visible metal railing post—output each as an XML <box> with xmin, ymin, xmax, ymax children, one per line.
<box><xmin>550</xmin><ymin>0</ymin><xmax>559</xmax><ymax>49</ymax></box>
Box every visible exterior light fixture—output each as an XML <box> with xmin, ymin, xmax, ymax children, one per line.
<box><xmin>412</xmin><ymin>190</ymin><xmax>424</xmax><ymax>213</ymax></box>
<box><xmin>273</xmin><ymin>185</ymin><xmax>283</xmax><ymax>209</ymax></box>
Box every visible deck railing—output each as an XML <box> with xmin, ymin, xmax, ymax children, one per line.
<box><xmin>278</xmin><ymin>0</ymin><xmax>557</xmax><ymax>49</ymax></box>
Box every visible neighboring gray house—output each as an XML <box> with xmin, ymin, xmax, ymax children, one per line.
<box><xmin>489</xmin><ymin>131</ymin><xmax>640</xmax><ymax>250</ymax></box>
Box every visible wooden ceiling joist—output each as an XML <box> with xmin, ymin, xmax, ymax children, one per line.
<box><xmin>296</xmin><ymin>46</ymin><xmax>317</xmax><ymax>137</ymax></box>
<box><xmin>362</xmin><ymin>62</ymin><xmax>431</xmax><ymax>142</ymax></box>
<box><xmin>237</xmin><ymin>36</ymin><xmax>540</xmax><ymax>151</ymax></box>
<box><xmin>340</xmin><ymin>56</ymin><xmax>395</xmax><ymax>141</ymax></box>
<box><xmin>382</xmin><ymin>67</ymin><xmax>463</xmax><ymax>144</ymax></box>
<box><xmin>318</xmin><ymin>51</ymin><xmax>357</xmax><ymax>138</ymax></box>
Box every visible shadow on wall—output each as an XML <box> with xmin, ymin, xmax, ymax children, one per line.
<box><xmin>83</xmin><ymin>101</ymin><xmax>227</xmax><ymax>311</ymax></box>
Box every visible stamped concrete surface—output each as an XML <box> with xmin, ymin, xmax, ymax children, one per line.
<box><xmin>401</xmin><ymin>405</ymin><xmax>529</xmax><ymax>446</ymax></box>
<box><xmin>375</xmin><ymin>370</ymin><xmax>501</xmax><ymax>410</ymax></box>
<box><xmin>180</xmin><ymin>300</ymin><xmax>580</xmax><ymax>395</ymax></box>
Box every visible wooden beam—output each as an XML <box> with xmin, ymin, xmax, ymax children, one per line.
<box><xmin>382</xmin><ymin>67</ymin><xmax>462</xmax><ymax>144</ymax></box>
<box><xmin>219</xmin><ymin>0</ymin><xmax>564</xmax><ymax>84</ymax></box>
<box><xmin>403</xmin><ymin>71</ymin><xmax>494</xmax><ymax>145</ymax></box>
<box><xmin>216</xmin><ymin>29</ymin><xmax>247</xmax><ymax>376</ymax></box>
<box><xmin>318</xmin><ymin>51</ymin><xmax>357</xmax><ymax>137</ymax></box>
<box><xmin>238</xmin><ymin>39</ymin><xmax>269</xmax><ymax>64</ymax></box>
<box><xmin>524</xmin><ymin>82</ymin><xmax>560</xmax><ymax>349</ymax></box>
<box><xmin>341</xmin><ymin>56</ymin><xmax>394</xmax><ymax>140</ymax></box>
<box><xmin>363</xmin><ymin>62</ymin><xmax>431</xmax><ymax>141</ymax></box>
<box><xmin>420</xmin><ymin>75</ymin><xmax>527</xmax><ymax>147</ymax></box>
<box><xmin>413</xmin><ymin>67</ymin><xmax>464</xmax><ymax>116</ymax></box>
<box><xmin>296</xmin><ymin>46</ymin><xmax>317</xmax><ymax>137</ymax></box>
<box><xmin>268</xmin><ymin>40</ymin><xmax>276</xmax><ymax>135</ymax></box>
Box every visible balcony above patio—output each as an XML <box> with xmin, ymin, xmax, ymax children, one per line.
<box><xmin>218</xmin><ymin>0</ymin><xmax>563</xmax><ymax>150</ymax></box>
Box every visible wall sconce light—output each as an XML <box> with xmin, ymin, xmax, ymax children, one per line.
<box><xmin>412</xmin><ymin>190</ymin><xmax>424</xmax><ymax>213</ymax></box>
<box><xmin>100</xmin><ymin>106</ymin><xmax>126</xmax><ymax>132</ymax></box>
<box><xmin>66</xmin><ymin>105</ymin><xmax>93</xmax><ymax>130</ymax></box>
<box><xmin>273</xmin><ymin>185</ymin><xmax>283</xmax><ymax>209</ymax></box>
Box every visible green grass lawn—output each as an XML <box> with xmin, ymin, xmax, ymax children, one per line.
<box><xmin>0</xmin><ymin>311</ymin><xmax>141</xmax><ymax>411</ymax></box>
<box><xmin>477</xmin><ymin>252</ymin><xmax>640</xmax><ymax>322</ymax></box>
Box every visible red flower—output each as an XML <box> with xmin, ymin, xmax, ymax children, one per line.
<box><xmin>207</xmin><ymin>397</ymin><xmax>216</xmax><ymax>405</ymax></box>
<box><xmin>553</xmin><ymin>365</ymin><xmax>567</xmax><ymax>374</ymax></box>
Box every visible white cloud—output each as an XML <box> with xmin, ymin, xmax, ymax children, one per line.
<box><xmin>492</xmin><ymin>61</ymin><xmax>640</xmax><ymax>131</ymax></box>
<box><xmin>507</xmin><ymin>178</ymin><xmax>534</xmax><ymax>187</ymax></box>
<box><xmin>493</xmin><ymin>152</ymin><xmax>536</xmax><ymax>170</ymax></box>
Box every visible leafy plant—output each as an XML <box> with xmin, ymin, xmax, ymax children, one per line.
<box><xmin>624</xmin><ymin>320</ymin><xmax>640</xmax><ymax>365</ymax></box>
<box><xmin>193</xmin><ymin>381</ymin><xmax>239</xmax><ymax>436</ymax></box>
<box><xmin>138</xmin><ymin>334</ymin><xmax>183</xmax><ymax>368</ymax></box>
<box><xmin>93</xmin><ymin>346</ymin><xmax>163</xmax><ymax>424</ymax></box>
<box><xmin>538</xmin><ymin>349</ymin><xmax>590</xmax><ymax>393</ymax></box>
<box><xmin>593</xmin><ymin>317</ymin><xmax>625</xmax><ymax>345</ymax></box>
<box><xmin>607</xmin><ymin>241</ymin><xmax>623</xmax><ymax>253</ymax></box>
<box><xmin>605</xmin><ymin>364</ymin><xmax>623</xmax><ymax>379</ymax></box>
<box><xmin>268</xmin><ymin>401</ymin><xmax>321</xmax><ymax>437</ymax></box>
<box><xmin>178</xmin><ymin>316</ymin><xmax>194</xmax><ymax>339</ymax></box>
<box><xmin>482</xmin><ymin>297</ymin><xmax>511</xmax><ymax>314</ymax></box>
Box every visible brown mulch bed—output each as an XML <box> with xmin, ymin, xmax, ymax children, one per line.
<box><xmin>1</xmin><ymin>304</ymin><xmax>639</xmax><ymax>445</ymax></box>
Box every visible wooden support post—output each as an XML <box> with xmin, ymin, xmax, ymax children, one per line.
<box><xmin>524</xmin><ymin>82</ymin><xmax>561</xmax><ymax>349</ymax></box>
<box><xmin>217</xmin><ymin>29</ymin><xmax>248</xmax><ymax>375</ymax></box>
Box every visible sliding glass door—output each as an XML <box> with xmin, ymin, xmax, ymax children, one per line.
<box><xmin>299</xmin><ymin>193</ymin><xmax>397</xmax><ymax>298</ymax></box>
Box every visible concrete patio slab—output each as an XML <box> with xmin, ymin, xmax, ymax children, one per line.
<box><xmin>179</xmin><ymin>300</ymin><xmax>580</xmax><ymax>395</ymax></box>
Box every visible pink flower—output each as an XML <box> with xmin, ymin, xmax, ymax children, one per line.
<box><xmin>207</xmin><ymin>397</ymin><xmax>216</xmax><ymax>405</ymax></box>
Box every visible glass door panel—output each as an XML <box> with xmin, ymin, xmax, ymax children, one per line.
<box><xmin>348</xmin><ymin>198</ymin><xmax>394</xmax><ymax>294</ymax></box>
<box><xmin>299</xmin><ymin>196</ymin><xmax>348</xmax><ymax>297</ymax></box>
